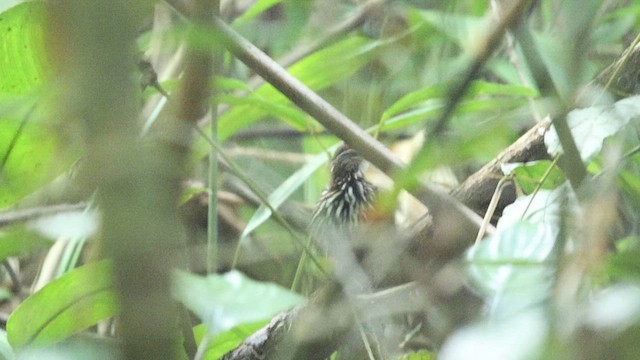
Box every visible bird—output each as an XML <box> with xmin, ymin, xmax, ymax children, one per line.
<box><xmin>309</xmin><ymin>144</ymin><xmax>376</xmax><ymax>253</ymax></box>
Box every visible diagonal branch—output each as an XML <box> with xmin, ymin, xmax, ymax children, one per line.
<box><xmin>209</xmin><ymin>15</ymin><xmax>486</xmax><ymax>247</ymax></box>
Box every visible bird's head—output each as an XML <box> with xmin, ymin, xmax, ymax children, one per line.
<box><xmin>330</xmin><ymin>145</ymin><xmax>363</xmax><ymax>185</ymax></box>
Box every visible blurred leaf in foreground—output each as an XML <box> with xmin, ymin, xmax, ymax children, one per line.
<box><xmin>172</xmin><ymin>270</ymin><xmax>305</xmax><ymax>336</ymax></box>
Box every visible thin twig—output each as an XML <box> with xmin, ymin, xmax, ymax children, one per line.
<box><xmin>2</xmin><ymin>261</ymin><xmax>20</xmax><ymax>294</ymax></box>
<box><xmin>521</xmin><ymin>155</ymin><xmax>561</xmax><ymax>219</ymax></box>
<box><xmin>474</xmin><ymin>175</ymin><xmax>513</xmax><ymax>245</ymax></box>
<box><xmin>0</xmin><ymin>203</ymin><xmax>88</xmax><ymax>227</ymax></box>
<box><xmin>601</xmin><ymin>33</ymin><xmax>640</xmax><ymax>96</ymax></box>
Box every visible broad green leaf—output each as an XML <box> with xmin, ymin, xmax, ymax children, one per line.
<box><xmin>497</xmin><ymin>182</ymin><xmax>574</xmax><ymax>230</ymax></box>
<box><xmin>545</xmin><ymin>95</ymin><xmax>640</xmax><ymax>163</ymax></box>
<box><xmin>467</xmin><ymin>221</ymin><xmax>556</xmax><ymax>317</ymax></box>
<box><xmin>7</xmin><ymin>260</ymin><xmax>116</xmax><ymax>348</ymax></box>
<box><xmin>172</xmin><ymin>270</ymin><xmax>305</xmax><ymax>336</ymax></box>
<box><xmin>0</xmin><ymin>109</ymin><xmax>74</xmax><ymax>209</ymax></box>
<box><xmin>193</xmin><ymin>321</ymin><xmax>267</xmax><ymax>360</ymax></box>
<box><xmin>501</xmin><ymin>160</ymin><xmax>566</xmax><ymax>194</ymax></box>
<box><xmin>0</xmin><ymin>2</ymin><xmax>49</xmax><ymax>94</ymax></box>
<box><xmin>239</xmin><ymin>148</ymin><xmax>331</xmax><ymax>242</ymax></box>
<box><xmin>467</xmin><ymin>184</ymin><xmax>575</xmax><ymax>318</ymax></box>
<box><xmin>218</xmin><ymin>35</ymin><xmax>378</xmax><ymax>140</ymax></box>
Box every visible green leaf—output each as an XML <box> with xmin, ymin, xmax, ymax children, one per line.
<box><xmin>498</xmin><ymin>182</ymin><xmax>574</xmax><ymax>230</ymax></box>
<box><xmin>467</xmin><ymin>184</ymin><xmax>574</xmax><ymax>318</ymax></box>
<box><xmin>1</xmin><ymin>112</ymin><xmax>41</xmax><ymax>207</ymax></box>
<box><xmin>232</xmin><ymin>0</ymin><xmax>283</xmax><ymax>27</ymax></box>
<box><xmin>218</xmin><ymin>35</ymin><xmax>377</xmax><ymax>140</ymax></box>
<box><xmin>219</xmin><ymin>91</ymin><xmax>311</xmax><ymax>132</ymax></box>
<box><xmin>532</xmin><ymin>31</ymin><xmax>575</xmax><ymax>99</ymax></box>
<box><xmin>0</xmin><ymin>2</ymin><xmax>49</xmax><ymax>95</ymax></box>
<box><xmin>545</xmin><ymin>95</ymin><xmax>640</xmax><ymax>163</ymax></box>
<box><xmin>7</xmin><ymin>260</ymin><xmax>116</xmax><ymax>348</ymax></box>
<box><xmin>0</xmin><ymin>223</ymin><xmax>51</xmax><ymax>262</ymax></box>
<box><xmin>239</xmin><ymin>148</ymin><xmax>331</xmax><ymax>241</ymax></box>
<box><xmin>193</xmin><ymin>321</ymin><xmax>267</xmax><ymax>360</ymax></box>
<box><xmin>214</xmin><ymin>76</ymin><xmax>252</xmax><ymax>92</ymax></box>
<box><xmin>501</xmin><ymin>160</ymin><xmax>566</xmax><ymax>194</ymax></box>
<box><xmin>467</xmin><ymin>221</ymin><xmax>556</xmax><ymax>317</ymax></box>
<box><xmin>381</xmin><ymin>84</ymin><xmax>446</xmax><ymax>121</ymax></box>
<box><xmin>382</xmin><ymin>80</ymin><xmax>536</xmax><ymax>122</ymax></box>
<box><xmin>415</xmin><ymin>10</ymin><xmax>489</xmax><ymax>50</ymax></box>
<box><xmin>380</xmin><ymin>99</ymin><xmax>443</xmax><ymax>131</ymax></box>
<box><xmin>172</xmin><ymin>270</ymin><xmax>305</xmax><ymax>336</ymax></box>
<box><xmin>380</xmin><ymin>84</ymin><xmax>533</xmax><ymax>134</ymax></box>
<box><xmin>179</xmin><ymin>185</ymin><xmax>209</xmax><ymax>205</ymax></box>
<box><xmin>0</xmin><ymin>104</ymin><xmax>78</xmax><ymax>209</ymax></box>
<box><xmin>467</xmin><ymin>80</ymin><xmax>539</xmax><ymax>98</ymax></box>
